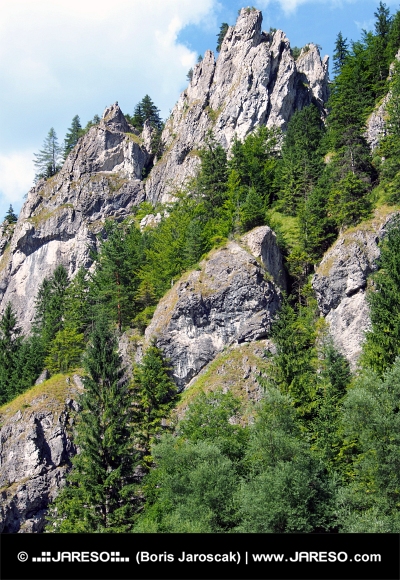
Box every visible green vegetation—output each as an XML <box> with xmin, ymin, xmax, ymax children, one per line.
<box><xmin>6</xmin><ymin>2</ymin><xmax>400</xmax><ymax>534</ymax></box>
<box><xmin>216</xmin><ymin>23</ymin><xmax>229</xmax><ymax>52</ymax></box>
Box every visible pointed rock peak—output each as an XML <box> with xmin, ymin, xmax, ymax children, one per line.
<box><xmin>101</xmin><ymin>102</ymin><xmax>130</xmax><ymax>133</ymax></box>
<box><xmin>220</xmin><ymin>7</ymin><xmax>262</xmax><ymax>51</ymax></box>
<box><xmin>234</xmin><ymin>7</ymin><xmax>262</xmax><ymax>36</ymax></box>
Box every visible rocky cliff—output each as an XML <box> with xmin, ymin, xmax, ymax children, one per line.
<box><xmin>145</xmin><ymin>226</ymin><xmax>286</xmax><ymax>390</ymax></box>
<box><xmin>0</xmin><ymin>9</ymin><xmax>329</xmax><ymax>333</ymax></box>
<box><xmin>145</xmin><ymin>8</ymin><xmax>329</xmax><ymax>204</ymax></box>
<box><xmin>312</xmin><ymin>207</ymin><xmax>398</xmax><ymax>368</ymax></box>
<box><xmin>0</xmin><ymin>103</ymin><xmax>150</xmax><ymax>333</ymax></box>
<box><xmin>0</xmin><ymin>374</ymin><xmax>83</xmax><ymax>533</ymax></box>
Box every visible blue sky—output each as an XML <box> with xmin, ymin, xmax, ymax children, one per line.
<box><xmin>0</xmin><ymin>0</ymin><xmax>398</xmax><ymax>221</ymax></box>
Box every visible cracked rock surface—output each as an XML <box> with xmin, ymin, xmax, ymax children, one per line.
<box><xmin>0</xmin><ymin>376</ymin><xmax>83</xmax><ymax>533</ymax></box>
<box><xmin>0</xmin><ymin>103</ymin><xmax>150</xmax><ymax>333</ymax></box>
<box><xmin>145</xmin><ymin>226</ymin><xmax>286</xmax><ymax>390</ymax></box>
<box><xmin>145</xmin><ymin>8</ymin><xmax>329</xmax><ymax>204</ymax></box>
<box><xmin>312</xmin><ymin>211</ymin><xmax>398</xmax><ymax>368</ymax></box>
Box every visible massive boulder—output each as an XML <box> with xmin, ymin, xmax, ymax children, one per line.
<box><xmin>145</xmin><ymin>226</ymin><xmax>286</xmax><ymax>390</ymax></box>
<box><xmin>145</xmin><ymin>8</ymin><xmax>329</xmax><ymax>204</ymax></box>
<box><xmin>312</xmin><ymin>209</ymin><xmax>398</xmax><ymax>368</ymax></box>
<box><xmin>0</xmin><ymin>103</ymin><xmax>150</xmax><ymax>333</ymax></box>
<box><xmin>0</xmin><ymin>375</ymin><xmax>83</xmax><ymax>533</ymax></box>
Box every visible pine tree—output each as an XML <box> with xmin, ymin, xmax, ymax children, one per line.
<box><xmin>0</xmin><ymin>303</ymin><xmax>22</xmax><ymax>404</ymax></box>
<box><xmin>33</xmin><ymin>265</ymin><xmax>69</xmax><ymax>349</ymax></box>
<box><xmin>132</xmin><ymin>344</ymin><xmax>177</xmax><ymax>458</ymax></box>
<box><xmin>278</xmin><ymin>104</ymin><xmax>325</xmax><ymax>215</ymax></box>
<box><xmin>63</xmin><ymin>115</ymin><xmax>83</xmax><ymax>159</ymax></box>
<box><xmin>332</xmin><ymin>32</ymin><xmax>349</xmax><ymax>76</ymax></box>
<box><xmin>47</xmin><ymin>315</ymin><xmax>139</xmax><ymax>532</ymax></box>
<box><xmin>362</xmin><ymin>216</ymin><xmax>400</xmax><ymax>375</ymax></box>
<box><xmin>33</xmin><ymin>128</ymin><xmax>62</xmax><ymax>181</ymax></box>
<box><xmin>4</xmin><ymin>205</ymin><xmax>17</xmax><ymax>224</ymax></box>
<box><xmin>130</xmin><ymin>96</ymin><xmax>162</xmax><ymax>131</ymax></box>
<box><xmin>91</xmin><ymin>221</ymin><xmax>144</xmax><ymax>331</ymax></box>
<box><xmin>197</xmin><ymin>132</ymin><xmax>228</xmax><ymax>210</ymax></box>
<box><xmin>216</xmin><ymin>23</ymin><xmax>229</xmax><ymax>52</ymax></box>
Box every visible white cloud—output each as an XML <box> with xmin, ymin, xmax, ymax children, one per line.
<box><xmin>0</xmin><ymin>0</ymin><xmax>218</xmax><ymax>213</ymax></box>
<box><xmin>0</xmin><ymin>0</ymin><xmax>216</xmax><ymax>110</ymax></box>
<box><xmin>0</xmin><ymin>151</ymin><xmax>35</xmax><ymax>217</ymax></box>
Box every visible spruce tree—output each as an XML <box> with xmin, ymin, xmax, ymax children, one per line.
<box><xmin>63</xmin><ymin>115</ymin><xmax>83</xmax><ymax>159</ymax></box>
<box><xmin>4</xmin><ymin>205</ymin><xmax>17</xmax><ymax>224</ymax></box>
<box><xmin>0</xmin><ymin>303</ymin><xmax>22</xmax><ymax>404</ymax></box>
<box><xmin>332</xmin><ymin>32</ymin><xmax>349</xmax><ymax>76</ymax></box>
<box><xmin>216</xmin><ymin>23</ymin><xmax>229</xmax><ymax>52</ymax></box>
<box><xmin>130</xmin><ymin>96</ymin><xmax>162</xmax><ymax>131</ymax></box>
<box><xmin>47</xmin><ymin>315</ymin><xmax>139</xmax><ymax>532</ymax></box>
<box><xmin>362</xmin><ymin>217</ymin><xmax>400</xmax><ymax>375</ymax></box>
<box><xmin>197</xmin><ymin>132</ymin><xmax>228</xmax><ymax>211</ymax></box>
<box><xmin>277</xmin><ymin>104</ymin><xmax>325</xmax><ymax>216</ymax></box>
<box><xmin>34</xmin><ymin>265</ymin><xmax>69</xmax><ymax>349</ymax></box>
<box><xmin>132</xmin><ymin>344</ymin><xmax>177</xmax><ymax>458</ymax></box>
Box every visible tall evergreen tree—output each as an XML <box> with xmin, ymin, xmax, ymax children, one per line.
<box><xmin>332</xmin><ymin>32</ymin><xmax>349</xmax><ymax>75</ymax></box>
<box><xmin>277</xmin><ymin>104</ymin><xmax>325</xmax><ymax>216</ymax></box>
<box><xmin>4</xmin><ymin>205</ymin><xmax>17</xmax><ymax>224</ymax></box>
<box><xmin>362</xmin><ymin>217</ymin><xmax>400</xmax><ymax>375</ymax></box>
<box><xmin>130</xmin><ymin>95</ymin><xmax>162</xmax><ymax>131</ymax></box>
<box><xmin>33</xmin><ymin>265</ymin><xmax>69</xmax><ymax>349</ymax></box>
<box><xmin>33</xmin><ymin>128</ymin><xmax>62</xmax><ymax>181</ymax></box>
<box><xmin>91</xmin><ymin>221</ymin><xmax>144</xmax><ymax>331</ymax></box>
<box><xmin>216</xmin><ymin>23</ymin><xmax>229</xmax><ymax>52</ymax></box>
<box><xmin>47</xmin><ymin>315</ymin><xmax>139</xmax><ymax>532</ymax></box>
<box><xmin>197</xmin><ymin>132</ymin><xmax>228</xmax><ymax>211</ymax></box>
<box><xmin>63</xmin><ymin>115</ymin><xmax>83</xmax><ymax>159</ymax></box>
<box><xmin>132</xmin><ymin>344</ymin><xmax>177</xmax><ymax>458</ymax></box>
<box><xmin>0</xmin><ymin>303</ymin><xmax>22</xmax><ymax>404</ymax></box>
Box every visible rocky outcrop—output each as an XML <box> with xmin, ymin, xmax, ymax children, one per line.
<box><xmin>312</xmin><ymin>209</ymin><xmax>398</xmax><ymax>368</ymax></box>
<box><xmin>145</xmin><ymin>8</ymin><xmax>329</xmax><ymax>204</ymax></box>
<box><xmin>0</xmin><ymin>103</ymin><xmax>150</xmax><ymax>333</ymax></box>
<box><xmin>145</xmin><ymin>226</ymin><xmax>286</xmax><ymax>390</ymax></box>
<box><xmin>0</xmin><ymin>374</ymin><xmax>83</xmax><ymax>533</ymax></box>
<box><xmin>365</xmin><ymin>49</ymin><xmax>400</xmax><ymax>150</ymax></box>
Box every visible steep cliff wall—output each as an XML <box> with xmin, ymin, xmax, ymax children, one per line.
<box><xmin>0</xmin><ymin>104</ymin><xmax>150</xmax><ymax>333</ymax></box>
<box><xmin>0</xmin><ymin>374</ymin><xmax>83</xmax><ymax>533</ymax></box>
<box><xmin>145</xmin><ymin>8</ymin><xmax>329</xmax><ymax>204</ymax></box>
<box><xmin>312</xmin><ymin>208</ymin><xmax>398</xmax><ymax>368</ymax></box>
<box><xmin>145</xmin><ymin>226</ymin><xmax>286</xmax><ymax>390</ymax></box>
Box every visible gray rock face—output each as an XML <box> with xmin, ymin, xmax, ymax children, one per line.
<box><xmin>0</xmin><ymin>103</ymin><xmax>150</xmax><ymax>333</ymax></box>
<box><xmin>145</xmin><ymin>226</ymin><xmax>285</xmax><ymax>390</ymax></box>
<box><xmin>0</xmin><ymin>378</ymin><xmax>82</xmax><ymax>533</ymax></box>
<box><xmin>145</xmin><ymin>8</ymin><xmax>329</xmax><ymax>204</ymax></box>
<box><xmin>365</xmin><ymin>50</ymin><xmax>400</xmax><ymax>150</ymax></box>
<box><xmin>312</xmin><ymin>211</ymin><xmax>398</xmax><ymax>367</ymax></box>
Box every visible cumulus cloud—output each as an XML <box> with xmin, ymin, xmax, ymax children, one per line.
<box><xmin>0</xmin><ymin>0</ymin><xmax>217</xmax><ymax>114</ymax></box>
<box><xmin>0</xmin><ymin>0</ymin><xmax>218</xmax><ymax>212</ymax></box>
<box><xmin>0</xmin><ymin>151</ymin><xmax>35</xmax><ymax>218</ymax></box>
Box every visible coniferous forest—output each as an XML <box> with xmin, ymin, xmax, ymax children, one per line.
<box><xmin>3</xmin><ymin>2</ymin><xmax>400</xmax><ymax>533</ymax></box>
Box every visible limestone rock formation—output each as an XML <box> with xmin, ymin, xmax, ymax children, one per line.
<box><xmin>145</xmin><ymin>226</ymin><xmax>286</xmax><ymax>390</ymax></box>
<box><xmin>365</xmin><ymin>49</ymin><xmax>400</xmax><ymax>150</ymax></box>
<box><xmin>0</xmin><ymin>375</ymin><xmax>83</xmax><ymax>533</ymax></box>
<box><xmin>0</xmin><ymin>103</ymin><xmax>150</xmax><ymax>333</ymax></box>
<box><xmin>145</xmin><ymin>8</ymin><xmax>329</xmax><ymax>204</ymax></box>
<box><xmin>312</xmin><ymin>209</ymin><xmax>398</xmax><ymax>368</ymax></box>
